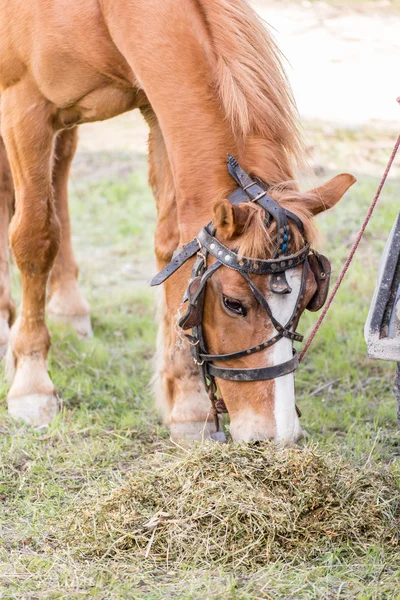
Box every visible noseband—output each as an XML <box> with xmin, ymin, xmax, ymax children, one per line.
<box><xmin>151</xmin><ymin>156</ymin><xmax>331</xmax><ymax>432</ymax></box>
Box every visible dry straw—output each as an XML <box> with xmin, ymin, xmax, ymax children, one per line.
<box><xmin>66</xmin><ymin>443</ymin><xmax>399</xmax><ymax>569</ymax></box>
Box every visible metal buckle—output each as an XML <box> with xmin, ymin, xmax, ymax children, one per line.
<box><xmin>196</xmin><ymin>248</ymin><xmax>207</xmax><ymax>269</ymax></box>
<box><xmin>243</xmin><ymin>181</ymin><xmax>258</xmax><ymax>191</ymax></box>
<box><xmin>253</xmin><ymin>191</ymin><xmax>267</xmax><ymax>202</ymax></box>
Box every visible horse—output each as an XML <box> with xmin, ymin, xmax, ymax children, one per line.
<box><xmin>0</xmin><ymin>0</ymin><xmax>355</xmax><ymax>443</ymax></box>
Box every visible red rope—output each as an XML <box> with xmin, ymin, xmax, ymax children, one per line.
<box><xmin>299</xmin><ymin>133</ymin><xmax>400</xmax><ymax>363</ymax></box>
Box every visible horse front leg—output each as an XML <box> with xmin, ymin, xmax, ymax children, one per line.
<box><xmin>144</xmin><ymin>108</ymin><xmax>224</xmax><ymax>441</ymax></box>
<box><xmin>1</xmin><ymin>80</ymin><xmax>60</xmax><ymax>426</ymax></box>
<box><xmin>47</xmin><ymin>127</ymin><xmax>92</xmax><ymax>338</ymax></box>
<box><xmin>154</xmin><ymin>287</ymin><xmax>223</xmax><ymax>441</ymax></box>
<box><xmin>0</xmin><ymin>135</ymin><xmax>16</xmax><ymax>359</ymax></box>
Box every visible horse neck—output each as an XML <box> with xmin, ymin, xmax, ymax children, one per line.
<box><xmin>150</xmin><ymin>90</ymin><xmax>296</xmax><ymax>241</ymax></box>
<box><xmin>164</xmin><ymin>127</ymin><xmax>296</xmax><ymax>242</ymax></box>
<box><xmin>114</xmin><ymin>0</ymin><xmax>297</xmax><ymax>242</ymax></box>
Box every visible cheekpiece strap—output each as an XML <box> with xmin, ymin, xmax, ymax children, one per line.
<box><xmin>150</xmin><ymin>238</ymin><xmax>200</xmax><ymax>286</ymax></box>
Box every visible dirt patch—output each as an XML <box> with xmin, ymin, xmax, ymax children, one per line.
<box><xmin>255</xmin><ymin>1</ymin><xmax>400</xmax><ymax>127</ymax></box>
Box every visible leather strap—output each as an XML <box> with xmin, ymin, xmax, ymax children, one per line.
<box><xmin>208</xmin><ymin>350</ymin><xmax>299</xmax><ymax>381</ymax></box>
<box><xmin>197</xmin><ymin>226</ymin><xmax>310</xmax><ymax>275</ymax></box>
<box><xmin>228</xmin><ymin>185</ymin><xmax>304</xmax><ymax>234</ymax></box>
<box><xmin>284</xmin><ymin>209</ymin><xmax>305</xmax><ymax>235</ymax></box>
<box><xmin>227</xmin><ymin>154</ymin><xmax>290</xmax><ymax>255</ymax></box>
<box><xmin>150</xmin><ymin>239</ymin><xmax>200</xmax><ymax>286</ymax></box>
<box><xmin>270</xmin><ymin>271</ymin><xmax>292</xmax><ymax>294</ymax></box>
<box><xmin>198</xmin><ymin>333</ymin><xmax>284</xmax><ymax>361</ymax></box>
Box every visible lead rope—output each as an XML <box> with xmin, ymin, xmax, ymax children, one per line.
<box><xmin>299</xmin><ymin>133</ymin><xmax>400</xmax><ymax>363</ymax></box>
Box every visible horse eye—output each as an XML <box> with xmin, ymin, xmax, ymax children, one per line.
<box><xmin>223</xmin><ymin>296</ymin><xmax>247</xmax><ymax>316</ymax></box>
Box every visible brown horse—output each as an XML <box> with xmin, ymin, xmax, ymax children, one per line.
<box><xmin>0</xmin><ymin>0</ymin><xmax>355</xmax><ymax>442</ymax></box>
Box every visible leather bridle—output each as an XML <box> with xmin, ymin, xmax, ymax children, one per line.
<box><xmin>151</xmin><ymin>155</ymin><xmax>331</xmax><ymax>433</ymax></box>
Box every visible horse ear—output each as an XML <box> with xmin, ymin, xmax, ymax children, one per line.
<box><xmin>304</xmin><ymin>174</ymin><xmax>357</xmax><ymax>216</ymax></box>
<box><xmin>213</xmin><ymin>200</ymin><xmax>248</xmax><ymax>238</ymax></box>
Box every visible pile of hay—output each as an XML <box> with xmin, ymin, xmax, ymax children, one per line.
<box><xmin>67</xmin><ymin>443</ymin><xmax>399</xmax><ymax>568</ymax></box>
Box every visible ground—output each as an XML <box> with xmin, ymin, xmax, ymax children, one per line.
<box><xmin>0</xmin><ymin>1</ymin><xmax>399</xmax><ymax>598</ymax></box>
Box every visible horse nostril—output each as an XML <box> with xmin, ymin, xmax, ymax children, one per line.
<box><xmin>250</xmin><ymin>440</ymin><xmax>262</xmax><ymax>447</ymax></box>
<box><xmin>248</xmin><ymin>438</ymin><xmax>270</xmax><ymax>446</ymax></box>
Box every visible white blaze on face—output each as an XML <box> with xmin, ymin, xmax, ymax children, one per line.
<box><xmin>267</xmin><ymin>268</ymin><xmax>303</xmax><ymax>445</ymax></box>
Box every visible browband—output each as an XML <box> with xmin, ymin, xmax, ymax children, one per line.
<box><xmin>197</xmin><ymin>226</ymin><xmax>310</xmax><ymax>275</ymax></box>
<box><xmin>151</xmin><ymin>226</ymin><xmax>310</xmax><ymax>287</ymax></box>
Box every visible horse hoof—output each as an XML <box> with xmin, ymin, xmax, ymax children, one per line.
<box><xmin>8</xmin><ymin>393</ymin><xmax>60</xmax><ymax>427</ymax></box>
<box><xmin>0</xmin><ymin>317</ymin><xmax>10</xmax><ymax>360</ymax></box>
<box><xmin>210</xmin><ymin>431</ymin><xmax>227</xmax><ymax>443</ymax></box>
<box><xmin>49</xmin><ymin>312</ymin><xmax>93</xmax><ymax>339</ymax></box>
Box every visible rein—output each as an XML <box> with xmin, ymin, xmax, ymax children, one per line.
<box><xmin>299</xmin><ymin>134</ymin><xmax>400</xmax><ymax>362</ymax></box>
<box><xmin>151</xmin><ymin>156</ymin><xmax>331</xmax><ymax>432</ymax></box>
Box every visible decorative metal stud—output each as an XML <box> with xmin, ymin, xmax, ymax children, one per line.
<box><xmin>225</xmin><ymin>255</ymin><xmax>231</xmax><ymax>261</ymax></box>
<box><xmin>210</xmin><ymin>243</ymin><xmax>215</xmax><ymax>250</ymax></box>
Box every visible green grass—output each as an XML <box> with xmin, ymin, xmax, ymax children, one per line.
<box><xmin>0</xmin><ymin>124</ymin><xmax>399</xmax><ymax>598</ymax></box>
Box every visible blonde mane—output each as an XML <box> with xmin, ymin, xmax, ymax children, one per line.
<box><xmin>193</xmin><ymin>0</ymin><xmax>313</xmax><ymax>259</ymax></box>
<box><xmin>195</xmin><ymin>0</ymin><xmax>304</xmax><ymax>165</ymax></box>
<box><xmin>235</xmin><ymin>184</ymin><xmax>318</xmax><ymax>259</ymax></box>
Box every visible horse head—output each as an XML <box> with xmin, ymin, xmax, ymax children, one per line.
<box><xmin>152</xmin><ymin>158</ymin><xmax>355</xmax><ymax>444</ymax></box>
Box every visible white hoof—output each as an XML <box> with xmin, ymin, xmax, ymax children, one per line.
<box><xmin>8</xmin><ymin>393</ymin><xmax>60</xmax><ymax>426</ymax></box>
<box><xmin>210</xmin><ymin>431</ymin><xmax>228</xmax><ymax>443</ymax></box>
<box><xmin>170</xmin><ymin>421</ymin><xmax>227</xmax><ymax>442</ymax></box>
<box><xmin>49</xmin><ymin>312</ymin><xmax>93</xmax><ymax>339</ymax></box>
<box><xmin>0</xmin><ymin>317</ymin><xmax>10</xmax><ymax>360</ymax></box>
